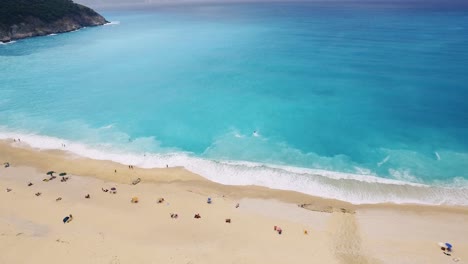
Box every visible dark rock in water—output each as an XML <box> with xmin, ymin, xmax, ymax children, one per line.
<box><xmin>0</xmin><ymin>0</ymin><xmax>109</xmax><ymax>43</ymax></box>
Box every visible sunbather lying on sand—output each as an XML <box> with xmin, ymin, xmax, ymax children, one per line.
<box><xmin>132</xmin><ymin>178</ymin><xmax>141</xmax><ymax>185</ymax></box>
<box><xmin>63</xmin><ymin>214</ymin><xmax>73</xmax><ymax>224</ymax></box>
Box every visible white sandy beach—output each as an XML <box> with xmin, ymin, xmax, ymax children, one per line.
<box><xmin>1</xmin><ymin>140</ymin><xmax>468</xmax><ymax>264</ymax></box>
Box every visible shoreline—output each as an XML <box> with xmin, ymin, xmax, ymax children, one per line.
<box><xmin>1</xmin><ymin>139</ymin><xmax>468</xmax><ymax>263</ymax></box>
<box><xmin>1</xmin><ymin>131</ymin><xmax>467</xmax><ymax>206</ymax></box>
<box><xmin>1</xmin><ymin>139</ymin><xmax>467</xmax><ymax>214</ymax></box>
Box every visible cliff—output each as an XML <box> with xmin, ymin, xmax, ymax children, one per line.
<box><xmin>0</xmin><ymin>0</ymin><xmax>108</xmax><ymax>43</ymax></box>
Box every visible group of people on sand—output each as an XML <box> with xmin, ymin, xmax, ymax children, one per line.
<box><xmin>102</xmin><ymin>187</ymin><xmax>117</xmax><ymax>194</ymax></box>
<box><xmin>274</xmin><ymin>226</ymin><xmax>283</xmax><ymax>235</ymax></box>
<box><xmin>170</xmin><ymin>213</ymin><xmax>178</xmax><ymax>219</ymax></box>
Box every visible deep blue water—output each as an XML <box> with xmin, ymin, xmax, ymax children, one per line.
<box><xmin>1</xmin><ymin>2</ymin><xmax>468</xmax><ymax>204</ymax></box>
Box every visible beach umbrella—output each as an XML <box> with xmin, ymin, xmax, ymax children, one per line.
<box><xmin>59</xmin><ymin>172</ymin><xmax>67</xmax><ymax>176</ymax></box>
<box><xmin>445</xmin><ymin>243</ymin><xmax>453</xmax><ymax>249</ymax></box>
<box><xmin>111</xmin><ymin>187</ymin><xmax>116</xmax><ymax>191</ymax></box>
<box><xmin>47</xmin><ymin>171</ymin><xmax>55</xmax><ymax>175</ymax></box>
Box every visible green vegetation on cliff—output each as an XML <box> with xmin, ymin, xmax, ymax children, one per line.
<box><xmin>0</xmin><ymin>0</ymin><xmax>98</xmax><ymax>28</ymax></box>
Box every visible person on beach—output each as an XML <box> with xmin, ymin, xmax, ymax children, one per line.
<box><xmin>28</xmin><ymin>182</ymin><xmax>33</xmax><ymax>186</ymax></box>
<box><xmin>85</xmin><ymin>194</ymin><xmax>90</xmax><ymax>199</ymax></box>
<box><xmin>63</xmin><ymin>214</ymin><xmax>73</xmax><ymax>223</ymax></box>
<box><xmin>102</xmin><ymin>188</ymin><xmax>109</xmax><ymax>192</ymax></box>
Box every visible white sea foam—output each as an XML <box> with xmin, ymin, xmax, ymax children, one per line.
<box><xmin>377</xmin><ymin>155</ymin><xmax>390</xmax><ymax>167</ymax></box>
<box><xmin>47</xmin><ymin>34</ymin><xmax>58</xmax><ymax>36</ymax></box>
<box><xmin>105</xmin><ymin>21</ymin><xmax>121</xmax><ymax>26</ymax></box>
<box><xmin>0</xmin><ymin>41</ymin><xmax>16</xmax><ymax>45</ymax></box>
<box><xmin>435</xmin><ymin>151</ymin><xmax>441</xmax><ymax>161</ymax></box>
<box><xmin>101</xmin><ymin>124</ymin><xmax>115</xmax><ymax>129</ymax></box>
<box><xmin>1</xmin><ymin>131</ymin><xmax>467</xmax><ymax>206</ymax></box>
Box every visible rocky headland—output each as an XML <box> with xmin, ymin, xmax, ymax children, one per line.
<box><xmin>0</xmin><ymin>0</ymin><xmax>108</xmax><ymax>43</ymax></box>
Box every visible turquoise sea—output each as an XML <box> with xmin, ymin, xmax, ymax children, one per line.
<box><xmin>1</xmin><ymin>2</ymin><xmax>468</xmax><ymax>205</ymax></box>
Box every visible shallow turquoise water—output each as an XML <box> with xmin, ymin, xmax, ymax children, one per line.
<box><xmin>1</xmin><ymin>2</ymin><xmax>468</xmax><ymax>204</ymax></box>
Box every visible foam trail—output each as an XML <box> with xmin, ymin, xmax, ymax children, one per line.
<box><xmin>105</xmin><ymin>21</ymin><xmax>121</xmax><ymax>26</ymax></box>
<box><xmin>377</xmin><ymin>155</ymin><xmax>390</xmax><ymax>167</ymax></box>
<box><xmin>1</xmin><ymin>131</ymin><xmax>467</xmax><ymax>206</ymax></box>
<box><xmin>101</xmin><ymin>124</ymin><xmax>114</xmax><ymax>129</ymax></box>
<box><xmin>435</xmin><ymin>152</ymin><xmax>441</xmax><ymax>161</ymax></box>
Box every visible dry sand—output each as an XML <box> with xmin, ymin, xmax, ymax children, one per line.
<box><xmin>1</xmin><ymin>140</ymin><xmax>467</xmax><ymax>264</ymax></box>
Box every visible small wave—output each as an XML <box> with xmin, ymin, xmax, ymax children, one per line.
<box><xmin>1</xmin><ymin>131</ymin><xmax>467</xmax><ymax>206</ymax></box>
<box><xmin>435</xmin><ymin>151</ymin><xmax>441</xmax><ymax>161</ymax></box>
<box><xmin>389</xmin><ymin>168</ymin><xmax>421</xmax><ymax>183</ymax></box>
<box><xmin>47</xmin><ymin>34</ymin><xmax>57</xmax><ymax>36</ymax></box>
<box><xmin>377</xmin><ymin>155</ymin><xmax>390</xmax><ymax>167</ymax></box>
<box><xmin>0</xmin><ymin>41</ymin><xmax>16</xmax><ymax>45</ymax></box>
